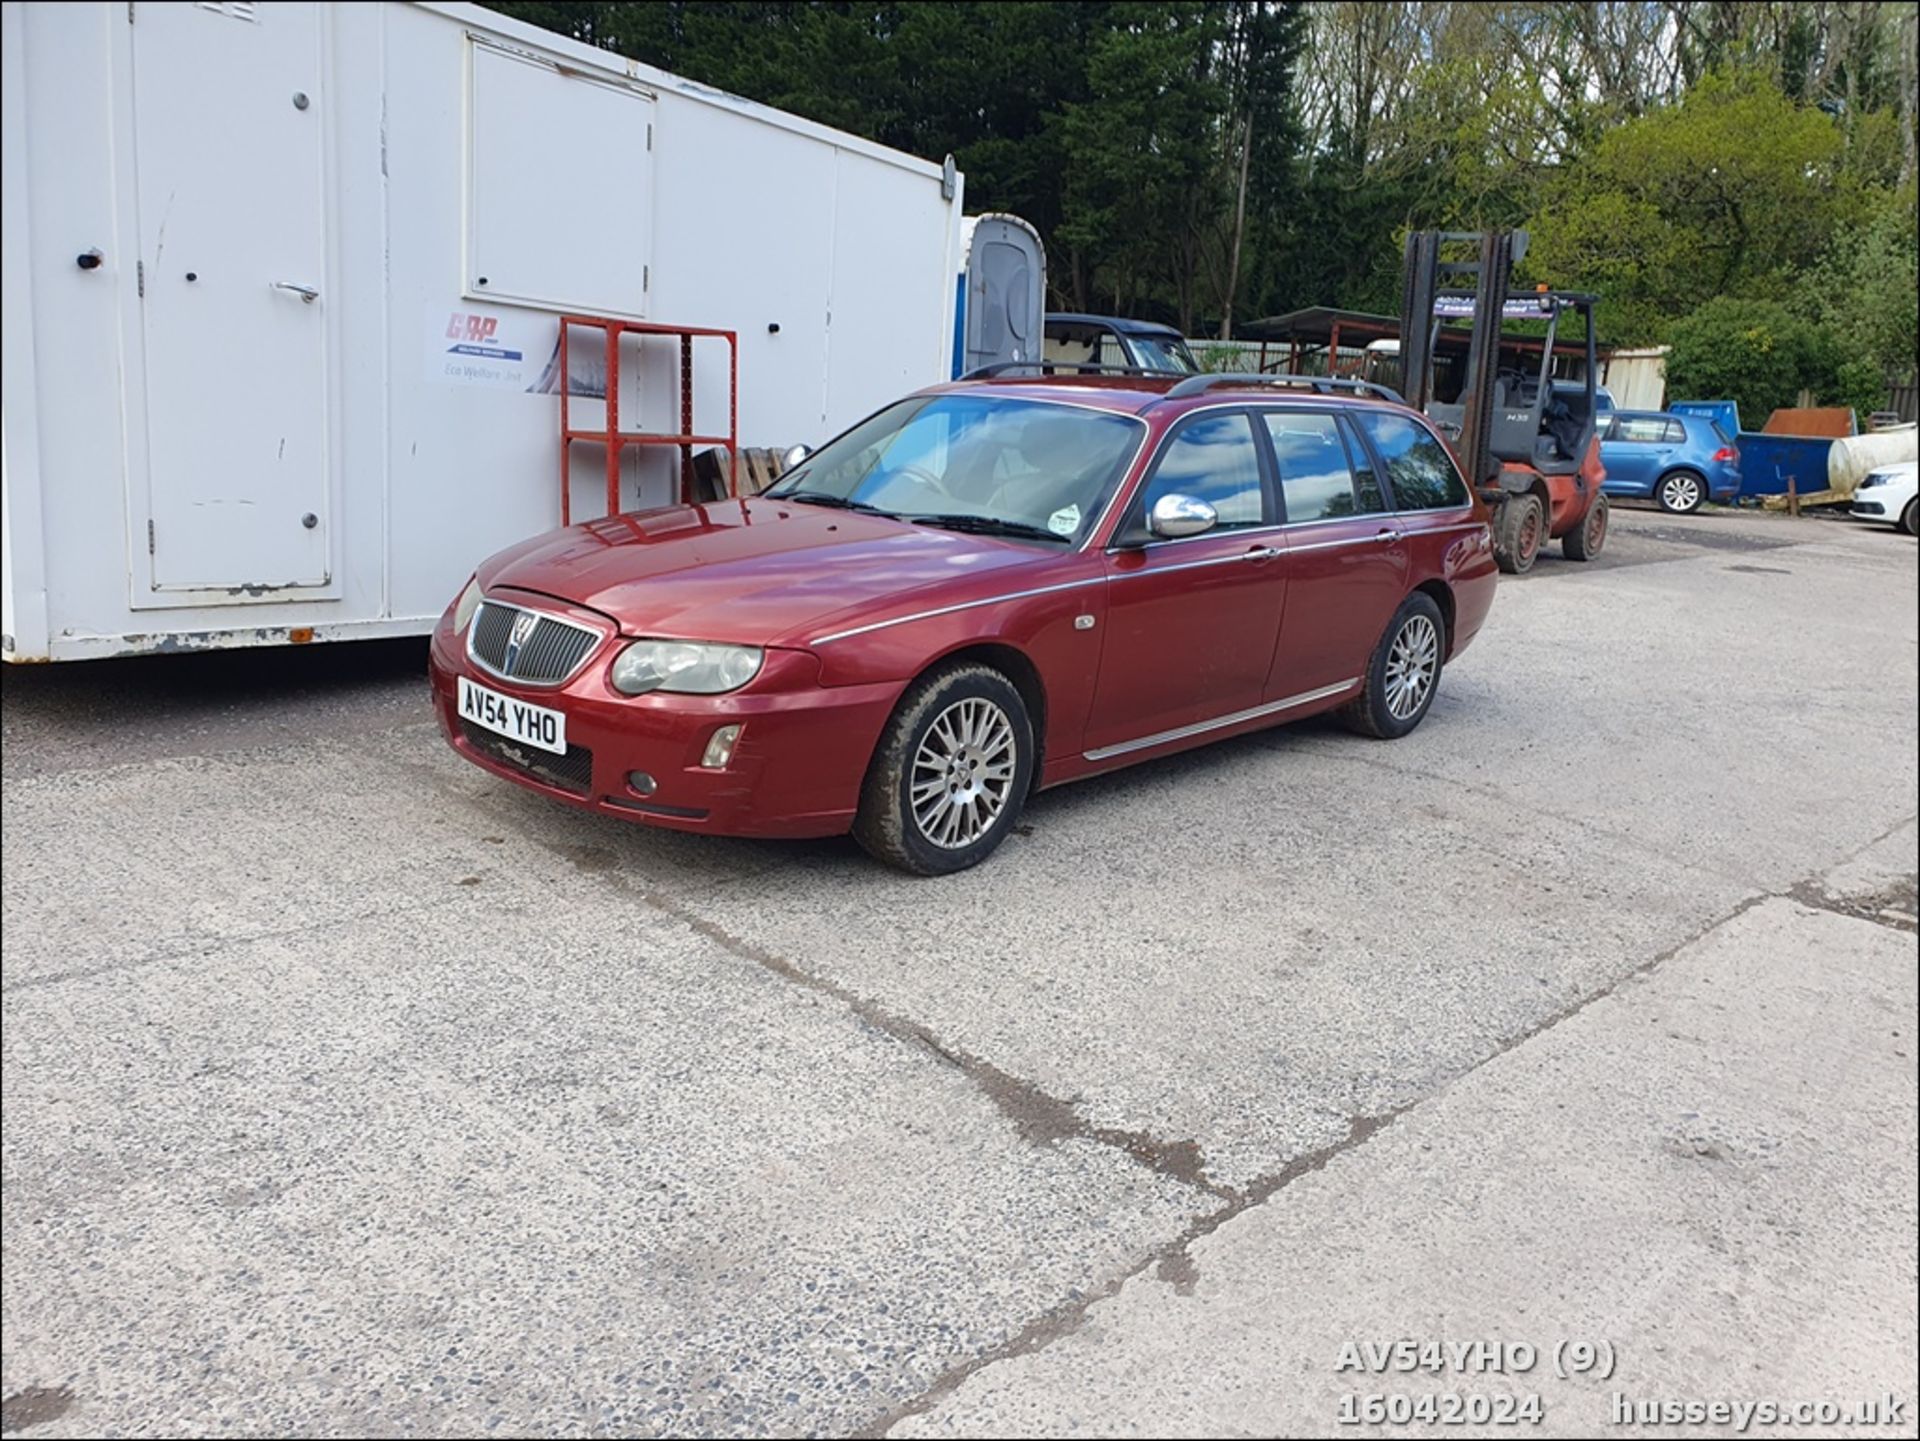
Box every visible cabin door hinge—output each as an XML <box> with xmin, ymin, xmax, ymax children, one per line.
<box><xmin>643</xmin><ymin>264</ymin><xmax>649</xmax><ymax>292</ymax></box>
<box><xmin>646</xmin><ymin>122</ymin><xmax>652</xmax><ymax>151</ymax></box>
<box><xmin>136</xmin><ymin>260</ymin><xmax>145</xmax><ymax>297</ymax></box>
<box><xmin>147</xmin><ymin>519</ymin><xmax>156</xmax><ymax>555</ymax></box>
<box><xmin>128</xmin><ymin>2</ymin><xmax>134</xmax><ymax>23</ymax></box>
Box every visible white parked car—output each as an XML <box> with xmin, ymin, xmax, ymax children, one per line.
<box><xmin>1850</xmin><ymin>460</ymin><xmax>1918</xmax><ymax>536</ymax></box>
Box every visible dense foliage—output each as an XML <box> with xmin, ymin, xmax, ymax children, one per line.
<box><xmin>490</xmin><ymin>1</ymin><xmax>1919</xmax><ymax>403</ymax></box>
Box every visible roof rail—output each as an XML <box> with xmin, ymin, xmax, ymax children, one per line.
<box><xmin>960</xmin><ymin>361</ymin><xmax>1176</xmax><ymax>380</ymax></box>
<box><xmin>1161</xmin><ymin>372</ymin><xmax>1406</xmax><ymax>405</ymax></box>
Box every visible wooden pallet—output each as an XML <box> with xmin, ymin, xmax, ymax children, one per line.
<box><xmin>690</xmin><ymin>445</ymin><xmax>794</xmax><ymax>501</ymax></box>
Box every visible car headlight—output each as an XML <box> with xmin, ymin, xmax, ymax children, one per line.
<box><xmin>1861</xmin><ymin>471</ymin><xmax>1889</xmax><ymax>488</ymax></box>
<box><xmin>452</xmin><ymin>576</ymin><xmax>484</xmax><ymax>633</ymax></box>
<box><xmin>610</xmin><ymin>639</ymin><xmax>763</xmax><ymax>696</ymax></box>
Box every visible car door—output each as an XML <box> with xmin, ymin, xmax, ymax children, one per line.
<box><xmin>1264</xmin><ymin>409</ymin><xmax>1409</xmax><ymax>702</ymax></box>
<box><xmin>1084</xmin><ymin>410</ymin><xmax>1288</xmax><ymax>758</ymax></box>
<box><xmin>1601</xmin><ymin>414</ymin><xmax>1672</xmax><ymax>495</ymax></box>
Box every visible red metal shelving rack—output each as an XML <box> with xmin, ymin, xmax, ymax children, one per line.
<box><xmin>558</xmin><ymin>316</ymin><xmax>739</xmax><ymax>525</ymax></box>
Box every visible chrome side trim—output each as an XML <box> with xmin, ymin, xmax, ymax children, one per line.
<box><xmin>465</xmin><ymin>598</ymin><xmax>607</xmax><ymax>688</ymax></box>
<box><xmin>1082</xmin><ymin>678</ymin><xmax>1360</xmax><ymax>762</ymax></box>
<box><xmin>1111</xmin><ymin>550</ymin><xmax>1259</xmax><ymax>580</ymax></box>
<box><xmin>809</xmin><ymin>576</ymin><xmax>1105</xmax><ymax>646</ymax></box>
<box><xmin>1288</xmin><ymin>531</ymin><xmax>1398</xmax><ymax>555</ymax></box>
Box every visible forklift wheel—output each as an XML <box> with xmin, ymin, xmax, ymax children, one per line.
<box><xmin>1494</xmin><ymin>494</ymin><xmax>1544</xmax><ymax>575</ymax></box>
<box><xmin>1563</xmin><ymin>493</ymin><xmax>1609</xmax><ymax>562</ymax></box>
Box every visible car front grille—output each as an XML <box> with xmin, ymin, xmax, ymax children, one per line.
<box><xmin>469</xmin><ymin>600</ymin><xmax>600</xmax><ymax>684</ymax></box>
<box><xmin>459</xmin><ymin>719</ymin><xmax>595</xmax><ymax>795</ymax></box>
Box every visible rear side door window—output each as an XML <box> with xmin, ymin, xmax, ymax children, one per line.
<box><xmin>1261</xmin><ymin>412</ymin><xmax>1385</xmax><ymax>522</ymax></box>
<box><xmin>1351</xmin><ymin>411</ymin><xmax>1469</xmax><ymax>510</ymax></box>
<box><xmin>1614</xmin><ymin>416</ymin><xmax>1671</xmax><ymax>444</ymax></box>
<box><xmin>1663</xmin><ymin>419</ymin><xmax>1688</xmax><ymax>444</ymax></box>
<box><xmin>1139</xmin><ymin>412</ymin><xmax>1269</xmax><ymax>530</ymax></box>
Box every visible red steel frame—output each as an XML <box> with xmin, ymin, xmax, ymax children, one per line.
<box><xmin>558</xmin><ymin>316</ymin><xmax>739</xmax><ymax>525</ymax></box>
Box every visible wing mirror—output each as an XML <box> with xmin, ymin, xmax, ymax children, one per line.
<box><xmin>782</xmin><ymin>444</ymin><xmax>813</xmax><ymax>473</ymax></box>
<box><xmin>1147</xmin><ymin>492</ymin><xmax>1219</xmax><ymax>540</ymax></box>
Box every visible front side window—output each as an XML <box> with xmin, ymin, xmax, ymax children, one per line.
<box><xmin>769</xmin><ymin>395</ymin><xmax>1143</xmax><ymax>544</ymax></box>
<box><xmin>1140</xmin><ymin>412</ymin><xmax>1266</xmax><ymax>530</ymax></box>
<box><xmin>1352</xmin><ymin>411</ymin><xmax>1469</xmax><ymax>510</ymax></box>
<box><xmin>1263</xmin><ymin>412</ymin><xmax>1384</xmax><ymax>522</ymax></box>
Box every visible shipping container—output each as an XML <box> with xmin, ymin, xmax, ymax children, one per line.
<box><xmin>1</xmin><ymin>1</ymin><xmax>966</xmax><ymax>662</ymax></box>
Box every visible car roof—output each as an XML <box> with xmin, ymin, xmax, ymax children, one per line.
<box><xmin>1045</xmin><ymin>312</ymin><xmax>1185</xmax><ymax>338</ymax></box>
<box><xmin>923</xmin><ymin>373</ymin><xmax>1411</xmax><ymax>418</ymax></box>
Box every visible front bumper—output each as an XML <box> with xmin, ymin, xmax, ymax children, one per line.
<box><xmin>1850</xmin><ymin>499</ymin><xmax>1887</xmax><ymax>518</ymax></box>
<box><xmin>428</xmin><ymin>610</ymin><xmax>902</xmax><ymax>839</ymax></box>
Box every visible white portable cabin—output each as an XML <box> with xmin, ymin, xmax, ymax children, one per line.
<box><xmin>0</xmin><ymin>0</ymin><xmax>965</xmax><ymax>662</ymax></box>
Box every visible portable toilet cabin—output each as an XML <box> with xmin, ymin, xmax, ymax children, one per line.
<box><xmin>953</xmin><ymin>215</ymin><xmax>1046</xmax><ymax>377</ymax></box>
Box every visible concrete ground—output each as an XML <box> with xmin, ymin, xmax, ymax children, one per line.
<box><xmin>2</xmin><ymin>506</ymin><xmax>1915</xmax><ymax>1438</ymax></box>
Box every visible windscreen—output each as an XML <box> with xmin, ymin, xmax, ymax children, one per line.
<box><xmin>1128</xmin><ymin>334</ymin><xmax>1200</xmax><ymax>375</ymax></box>
<box><xmin>767</xmin><ymin>395</ymin><xmax>1144</xmax><ymax>545</ymax></box>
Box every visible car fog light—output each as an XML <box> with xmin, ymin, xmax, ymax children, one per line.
<box><xmin>702</xmin><ymin>725</ymin><xmax>743</xmax><ymax>769</ymax></box>
<box><xmin>627</xmin><ymin>770</ymin><xmax>657</xmax><ymax>796</ymax></box>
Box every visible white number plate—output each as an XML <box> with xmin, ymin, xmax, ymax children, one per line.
<box><xmin>458</xmin><ymin>675</ymin><xmax>567</xmax><ymax>755</ymax></box>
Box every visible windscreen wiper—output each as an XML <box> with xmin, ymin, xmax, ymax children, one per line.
<box><xmin>778</xmin><ymin>491</ymin><xmax>894</xmax><ymax>516</ymax></box>
<box><xmin>908</xmin><ymin>514</ymin><xmax>1073</xmax><ymax>543</ymax></box>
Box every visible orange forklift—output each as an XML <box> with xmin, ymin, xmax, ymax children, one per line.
<box><xmin>1397</xmin><ymin>231</ymin><xmax>1610</xmax><ymax>574</ymax></box>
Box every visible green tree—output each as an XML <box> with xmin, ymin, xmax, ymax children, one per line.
<box><xmin>1531</xmin><ymin>72</ymin><xmax>1848</xmax><ymax>343</ymax></box>
<box><xmin>1790</xmin><ymin>178</ymin><xmax>1920</xmax><ymax>385</ymax></box>
<box><xmin>1058</xmin><ymin>1</ymin><xmax>1226</xmax><ymax>329</ymax></box>
<box><xmin>1664</xmin><ymin>297</ymin><xmax>1834</xmax><ymax>422</ymax></box>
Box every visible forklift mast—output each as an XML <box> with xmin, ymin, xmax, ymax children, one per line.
<box><xmin>1398</xmin><ymin>230</ymin><xmax>1523</xmax><ymax>487</ymax></box>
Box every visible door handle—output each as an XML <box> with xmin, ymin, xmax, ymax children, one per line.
<box><xmin>271</xmin><ymin>281</ymin><xmax>320</xmax><ymax>303</ymax></box>
<box><xmin>1243</xmin><ymin>545</ymin><xmax>1281</xmax><ymax>563</ymax></box>
<box><xmin>1374</xmin><ymin>528</ymin><xmax>1399</xmax><ymax>544</ymax></box>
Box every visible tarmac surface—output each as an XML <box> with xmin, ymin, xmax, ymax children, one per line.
<box><xmin>3</xmin><ymin>505</ymin><xmax>1915</xmax><ymax>1437</ymax></box>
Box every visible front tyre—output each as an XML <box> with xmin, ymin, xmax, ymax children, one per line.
<box><xmin>1562</xmin><ymin>492</ymin><xmax>1609</xmax><ymax>562</ymax></box>
<box><xmin>1493</xmin><ymin>493</ymin><xmax>1544</xmax><ymax>574</ymax></box>
<box><xmin>854</xmin><ymin>663</ymin><xmax>1034</xmax><ymax>875</ymax></box>
<box><xmin>1902</xmin><ymin>498</ymin><xmax>1918</xmax><ymax>537</ymax></box>
<box><xmin>1341</xmin><ymin>591</ymin><xmax>1446</xmax><ymax>740</ymax></box>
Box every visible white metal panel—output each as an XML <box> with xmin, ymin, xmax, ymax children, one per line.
<box><xmin>1</xmin><ymin>0</ymin><xmax>49</xmax><ymax>660</ymax></box>
<box><xmin>826</xmin><ymin>148</ymin><xmax>956</xmax><ymax>426</ymax></box>
<box><xmin>129</xmin><ymin>0</ymin><xmax>332</xmax><ymax>593</ymax></box>
<box><xmin>467</xmin><ymin>39</ymin><xmax>653</xmax><ymax>316</ymax></box>
<box><xmin>1600</xmin><ymin>348</ymin><xmax>1669</xmax><ymax>412</ymax></box>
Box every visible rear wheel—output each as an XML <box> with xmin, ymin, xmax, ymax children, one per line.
<box><xmin>854</xmin><ymin>663</ymin><xmax>1035</xmax><ymax>875</ymax></box>
<box><xmin>1562</xmin><ymin>493</ymin><xmax>1609</xmax><ymax>562</ymax></box>
<box><xmin>1656</xmin><ymin>470</ymin><xmax>1706</xmax><ymax>514</ymax></box>
<box><xmin>1340</xmin><ymin>592</ymin><xmax>1446</xmax><ymax>740</ymax></box>
<box><xmin>1902</xmin><ymin>498</ymin><xmax>1918</xmax><ymax>537</ymax></box>
<box><xmin>1493</xmin><ymin>493</ymin><xmax>1544</xmax><ymax>574</ymax></box>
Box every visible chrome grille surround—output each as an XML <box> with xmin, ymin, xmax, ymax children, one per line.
<box><xmin>466</xmin><ymin>599</ymin><xmax>603</xmax><ymax>687</ymax></box>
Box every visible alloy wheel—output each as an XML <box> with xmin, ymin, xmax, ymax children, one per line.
<box><xmin>910</xmin><ymin>697</ymin><xmax>1018</xmax><ymax>849</ymax></box>
<box><xmin>1384</xmin><ymin>614</ymin><xmax>1440</xmax><ymax>721</ymax></box>
<box><xmin>1662</xmin><ymin>474</ymin><xmax>1701</xmax><ymax>512</ymax></box>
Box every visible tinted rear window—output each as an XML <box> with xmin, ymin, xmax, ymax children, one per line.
<box><xmin>1352</xmin><ymin>411</ymin><xmax>1468</xmax><ymax>510</ymax></box>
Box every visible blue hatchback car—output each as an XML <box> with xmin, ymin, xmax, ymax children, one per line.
<box><xmin>1598</xmin><ymin>411</ymin><xmax>1742</xmax><ymax>513</ymax></box>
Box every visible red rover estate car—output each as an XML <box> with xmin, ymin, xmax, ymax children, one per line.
<box><xmin>430</xmin><ymin>371</ymin><xmax>1499</xmax><ymax>874</ymax></box>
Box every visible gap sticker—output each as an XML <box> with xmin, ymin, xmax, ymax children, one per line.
<box><xmin>1047</xmin><ymin>504</ymin><xmax>1082</xmax><ymax>536</ymax></box>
